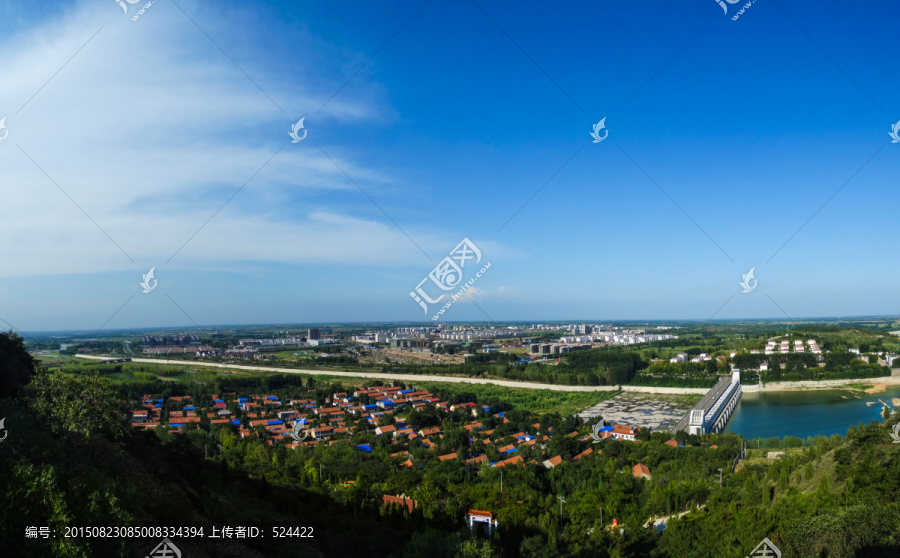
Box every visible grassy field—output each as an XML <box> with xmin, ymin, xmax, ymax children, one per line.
<box><xmin>272</xmin><ymin>350</ymin><xmax>314</xmax><ymax>358</ymax></box>
<box><xmin>66</xmin><ymin>358</ymin><xmax>615</xmax><ymax>416</ymax></box>
<box><xmin>417</xmin><ymin>382</ymin><xmax>620</xmax><ymax>416</ymax></box>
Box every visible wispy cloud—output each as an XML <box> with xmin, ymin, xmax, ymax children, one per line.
<box><xmin>0</xmin><ymin>3</ymin><xmax>419</xmax><ymax>278</ymax></box>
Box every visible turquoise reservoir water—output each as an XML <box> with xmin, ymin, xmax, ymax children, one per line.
<box><xmin>724</xmin><ymin>384</ymin><xmax>900</xmax><ymax>440</ymax></box>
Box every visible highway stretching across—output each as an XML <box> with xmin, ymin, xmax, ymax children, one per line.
<box><xmin>74</xmin><ymin>355</ymin><xmax>709</xmax><ymax>394</ymax></box>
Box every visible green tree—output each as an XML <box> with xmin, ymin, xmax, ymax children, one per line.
<box><xmin>0</xmin><ymin>331</ymin><xmax>37</xmax><ymax>398</ymax></box>
<box><xmin>27</xmin><ymin>371</ymin><xmax>128</xmax><ymax>441</ymax></box>
<box><xmin>456</xmin><ymin>538</ymin><xmax>496</xmax><ymax>558</ymax></box>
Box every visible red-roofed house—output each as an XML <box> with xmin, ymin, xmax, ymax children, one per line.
<box><xmin>632</xmin><ymin>463</ymin><xmax>651</xmax><ymax>480</ymax></box>
<box><xmin>496</xmin><ymin>455</ymin><xmax>524</xmax><ymax>467</ymax></box>
<box><xmin>465</xmin><ymin>510</ymin><xmax>499</xmax><ymax>534</ymax></box>
<box><xmin>573</xmin><ymin>447</ymin><xmax>594</xmax><ymax>461</ymax></box>
<box><xmin>383</xmin><ymin>494</ymin><xmax>416</xmax><ymax>514</ymax></box>
<box><xmin>542</xmin><ymin>455</ymin><xmax>563</xmax><ymax>469</ymax></box>
<box><xmin>602</xmin><ymin>424</ymin><xmax>639</xmax><ymax>441</ymax></box>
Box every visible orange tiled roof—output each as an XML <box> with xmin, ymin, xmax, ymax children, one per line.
<box><xmin>632</xmin><ymin>463</ymin><xmax>651</xmax><ymax>478</ymax></box>
<box><xmin>573</xmin><ymin>447</ymin><xmax>593</xmax><ymax>461</ymax></box>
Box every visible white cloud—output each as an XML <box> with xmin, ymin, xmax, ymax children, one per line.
<box><xmin>453</xmin><ymin>285</ymin><xmax>514</xmax><ymax>303</ymax></box>
<box><xmin>0</xmin><ymin>2</ymin><xmax>426</xmax><ymax>279</ymax></box>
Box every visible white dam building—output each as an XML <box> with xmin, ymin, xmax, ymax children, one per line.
<box><xmin>673</xmin><ymin>369</ymin><xmax>742</xmax><ymax>435</ymax></box>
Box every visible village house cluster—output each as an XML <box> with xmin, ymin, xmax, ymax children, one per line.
<box><xmin>760</xmin><ymin>339</ymin><xmax>821</xmax><ymax>355</ymax></box>
<box><xmin>129</xmin><ymin>385</ymin><xmax>616</xmax><ymax>473</ymax></box>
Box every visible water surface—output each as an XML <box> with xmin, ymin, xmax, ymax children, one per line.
<box><xmin>724</xmin><ymin>385</ymin><xmax>900</xmax><ymax>440</ymax></box>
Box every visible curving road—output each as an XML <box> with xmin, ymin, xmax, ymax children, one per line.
<box><xmin>74</xmin><ymin>355</ymin><xmax>710</xmax><ymax>393</ymax></box>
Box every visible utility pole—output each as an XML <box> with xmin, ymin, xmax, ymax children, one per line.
<box><xmin>716</xmin><ymin>468</ymin><xmax>723</xmax><ymax>487</ymax></box>
<box><xmin>558</xmin><ymin>496</ymin><xmax>566</xmax><ymax>528</ymax></box>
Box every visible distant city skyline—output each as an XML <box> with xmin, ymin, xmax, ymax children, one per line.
<box><xmin>1</xmin><ymin>0</ymin><xmax>898</xmax><ymax>331</ymax></box>
<box><xmin>13</xmin><ymin>315</ymin><xmax>898</xmax><ymax>336</ymax></box>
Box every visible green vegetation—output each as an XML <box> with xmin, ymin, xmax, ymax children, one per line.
<box><xmin>7</xmin><ymin>323</ymin><xmax>900</xmax><ymax>556</ymax></box>
<box><xmin>418</xmin><ymin>383</ymin><xmax>620</xmax><ymax>416</ymax></box>
<box><xmin>381</xmin><ymin>348</ymin><xmax>645</xmax><ymax>387</ymax></box>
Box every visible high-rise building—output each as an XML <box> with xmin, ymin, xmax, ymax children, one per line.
<box><xmin>308</xmin><ymin>328</ymin><xmax>320</xmax><ymax>340</ymax></box>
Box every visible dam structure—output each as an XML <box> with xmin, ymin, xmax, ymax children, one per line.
<box><xmin>671</xmin><ymin>369</ymin><xmax>742</xmax><ymax>435</ymax></box>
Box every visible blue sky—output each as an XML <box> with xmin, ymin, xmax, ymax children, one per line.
<box><xmin>0</xmin><ymin>0</ymin><xmax>898</xmax><ymax>332</ymax></box>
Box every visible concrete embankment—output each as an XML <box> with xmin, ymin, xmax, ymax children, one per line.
<box><xmin>75</xmin><ymin>355</ymin><xmax>894</xmax><ymax>395</ymax></box>
<box><xmin>75</xmin><ymin>356</ymin><xmax>622</xmax><ymax>392</ymax></box>
<box><xmin>75</xmin><ymin>355</ymin><xmax>711</xmax><ymax>392</ymax></box>
<box><xmin>759</xmin><ymin>376</ymin><xmax>900</xmax><ymax>392</ymax></box>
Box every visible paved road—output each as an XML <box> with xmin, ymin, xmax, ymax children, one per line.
<box><xmin>73</xmin><ymin>355</ymin><xmax>710</xmax><ymax>394</ymax></box>
<box><xmin>75</xmin><ymin>355</ymin><xmax>625</xmax><ymax>392</ymax></box>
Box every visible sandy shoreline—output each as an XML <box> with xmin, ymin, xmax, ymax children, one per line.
<box><xmin>768</xmin><ymin>378</ymin><xmax>900</xmax><ymax>393</ymax></box>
